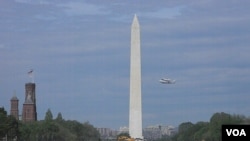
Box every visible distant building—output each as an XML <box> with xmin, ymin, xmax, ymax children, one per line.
<box><xmin>10</xmin><ymin>94</ymin><xmax>19</xmax><ymax>120</ymax></box>
<box><xmin>22</xmin><ymin>83</ymin><xmax>37</xmax><ymax>122</ymax></box>
<box><xmin>143</xmin><ymin>125</ymin><xmax>177</xmax><ymax>140</ymax></box>
<box><xmin>95</xmin><ymin>125</ymin><xmax>177</xmax><ymax>140</ymax></box>
<box><xmin>97</xmin><ymin>128</ymin><xmax>112</xmax><ymax>137</ymax></box>
<box><xmin>160</xmin><ymin>125</ymin><xmax>177</xmax><ymax>136</ymax></box>
<box><xmin>96</xmin><ymin>128</ymin><xmax>118</xmax><ymax>140</ymax></box>
<box><xmin>143</xmin><ymin>125</ymin><xmax>162</xmax><ymax>140</ymax></box>
<box><xmin>119</xmin><ymin>126</ymin><xmax>129</xmax><ymax>134</ymax></box>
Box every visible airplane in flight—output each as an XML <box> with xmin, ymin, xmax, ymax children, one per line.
<box><xmin>159</xmin><ymin>78</ymin><xmax>176</xmax><ymax>84</ymax></box>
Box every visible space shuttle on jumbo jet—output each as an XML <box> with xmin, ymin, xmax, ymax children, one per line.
<box><xmin>159</xmin><ymin>77</ymin><xmax>176</xmax><ymax>84</ymax></box>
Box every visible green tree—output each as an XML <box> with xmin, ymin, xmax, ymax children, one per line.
<box><xmin>45</xmin><ymin>109</ymin><xmax>53</xmax><ymax>121</ymax></box>
<box><xmin>178</xmin><ymin>122</ymin><xmax>194</xmax><ymax>133</ymax></box>
<box><xmin>62</xmin><ymin>120</ymin><xmax>100</xmax><ymax>141</ymax></box>
<box><xmin>81</xmin><ymin>122</ymin><xmax>100</xmax><ymax>140</ymax></box>
<box><xmin>192</xmin><ymin>122</ymin><xmax>209</xmax><ymax>141</ymax></box>
<box><xmin>0</xmin><ymin>107</ymin><xmax>19</xmax><ymax>140</ymax></box>
<box><xmin>56</xmin><ymin>112</ymin><xmax>63</xmax><ymax>122</ymax></box>
<box><xmin>176</xmin><ymin>122</ymin><xmax>194</xmax><ymax>141</ymax></box>
<box><xmin>0</xmin><ymin>107</ymin><xmax>8</xmax><ymax>138</ymax></box>
<box><xmin>172</xmin><ymin>112</ymin><xmax>250</xmax><ymax>141</ymax></box>
<box><xmin>19</xmin><ymin>110</ymin><xmax>100</xmax><ymax>141</ymax></box>
<box><xmin>208</xmin><ymin>112</ymin><xmax>245</xmax><ymax>141</ymax></box>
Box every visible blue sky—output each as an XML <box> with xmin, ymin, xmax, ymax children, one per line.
<box><xmin>1</xmin><ymin>0</ymin><xmax>250</xmax><ymax>129</ymax></box>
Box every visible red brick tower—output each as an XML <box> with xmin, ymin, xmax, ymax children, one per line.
<box><xmin>10</xmin><ymin>94</ymin><xmax>19</xmax><ymax>120</ymax></box>
<box><xmin>22</xmin><ymin>83</ymin><xmax>37</xmax><ymax>122</ymax></box>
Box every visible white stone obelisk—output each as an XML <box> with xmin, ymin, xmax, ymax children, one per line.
<box><xmin>129</xmin><ymin>14</ymin><xmax>143</xmax><ymax>139</ymax></box>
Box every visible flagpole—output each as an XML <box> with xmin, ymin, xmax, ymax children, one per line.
<box><xmin>28</xmin><ymin>69</ymin><xmax>34</xmax><ymax>83</ymax></box>
<box><xmin>32</xmin><ymin>72</ymin><xmax>35</xmax><ymax>83</ymax></box>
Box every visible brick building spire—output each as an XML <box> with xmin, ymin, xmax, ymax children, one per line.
<box><xmin>10</xmin><ymin>92</ymin><xmax>19</xmax><ymax>120</ymax></box>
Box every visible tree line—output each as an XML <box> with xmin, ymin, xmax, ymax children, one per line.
<box><xmin>157</xmin><ymin>112</ymin><xmax>250</xmax><ymax>141</ymax></box>
<box><xmin>1</xmin><ymin>107</ymin><xmax>250</xmax><ymax>141</ymax></box>
<box><xmin>0</xmin><ymin>107</ymin><xmax>18</xmax><ymax>140</ymax></box>
<box><xmin>0</xmin><ymin>108</ymin><xmax>100</xmax><ymax>141</ymax></box>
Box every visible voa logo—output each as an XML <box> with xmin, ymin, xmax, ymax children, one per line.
<box><xmin>226</xmin><ymin>129</ymin><xmax>246</xmax><ymax>136</ymax></box>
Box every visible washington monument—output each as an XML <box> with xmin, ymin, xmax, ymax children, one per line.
<box><xmin>129</xmin><ymin>14</ymin><xmax>143</xmax><ymax>139</ymax></box>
